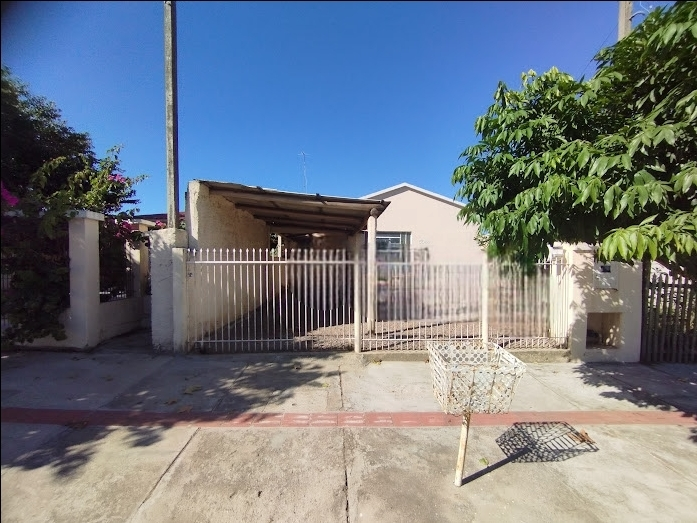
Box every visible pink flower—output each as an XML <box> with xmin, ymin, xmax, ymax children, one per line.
<box><xmin>108</xmin><ymin>174</ymin><xmax>127</xmax><ymax>184</ymax></box>
<box><xmin>1</xmin><ymin>181</ymin><xmax>19</xmax><ymax>207</ymax></box>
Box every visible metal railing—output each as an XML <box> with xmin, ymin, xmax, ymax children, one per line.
<box><xmin>186</xmin><ymin>249</ymin><xmax>570</xmax><ymax>353</ymax></box>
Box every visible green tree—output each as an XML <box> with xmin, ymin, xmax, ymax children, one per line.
<box><xmin>452</xmin><ymin>2</ymin><xmax>696</xmax><ymax>278</ymax></box>
<box><xmin>1</xmin><ymin>66</ymin><xmax>146</xmax><ymax>345</ymax></box>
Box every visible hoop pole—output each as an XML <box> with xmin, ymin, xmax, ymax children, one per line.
<box><xmin>454</xmin><ymin>411</ymin><xmax>472</xmax><ymax>486</ymax></box>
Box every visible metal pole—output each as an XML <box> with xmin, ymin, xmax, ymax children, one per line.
<box><xmin>481</xmin><ymin>257</ymin><xmax>489</xmax><ymax>345</ymax></box>
<box><xmin>618</xmin><ymin>1</ymin><xmax>633</xmax><ymax>41</ymax></box>
<box><xmin>353</xmin><ymin>234</ymin><xmax>363</xmax><ymax>353</ymax></box>
<box><xmin>164</xmin><ymin>0</ymin><xmax>180</xmax><ymax>229</ymax></box>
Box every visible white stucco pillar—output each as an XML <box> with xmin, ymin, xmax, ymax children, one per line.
<box><xmin>566</xmin><ymin>243</ymin><xmax>594</xmax><ymax>361</ymax></box>
<box><xmin>366</xmin><ymin>208</ymin><xmax>379</xmax><ymax>334</ymax></box>
<box><xmin>68</xmin><ymin>210</ymin><xmax>105</xmax><ymax>348</ymax></box>
<box><xmin>131</xmin><ymin>220</ymin><xmax>155</xmax><ymax>299</ymax></box>
<box><xmin>150</xmin><ymin>228</ymin><xmax>188</xmax><ymax>351</ymax></box>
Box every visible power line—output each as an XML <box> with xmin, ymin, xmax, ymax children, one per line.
<box><xmin>298</xmin><ymin>151</ymin><xmax>309</xmax><ymax>193</ymax></box>
<box><xmin>577</xmin><ymin>24</ymin><xmax>616</xmax><ymax>80</ymax></box>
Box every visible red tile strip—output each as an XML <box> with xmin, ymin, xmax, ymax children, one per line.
<box><xmin>1</xmin><ymin>407</ymin><xmax>695</xmax><ymax>429</ymax></box>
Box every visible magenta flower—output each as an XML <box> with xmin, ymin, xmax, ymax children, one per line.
<box><xmin>1</xmin><ymin>181</ymin><xmax>20</xmax><ymax>207</ymax></box>
<box><xmin>108</xmin><ymin>174</ymin><xmax>127</xmax><ymax>184</ymax></box>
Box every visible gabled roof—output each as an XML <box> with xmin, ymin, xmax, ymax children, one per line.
<box><xmin>197</xmin><ymin>180</ymin><xmax>389</xmax><ymax>235</ymax></box>
<box><xmin>361</xmin><ymin>182</ymin><xmax>464</xmax><ymax>209</ymax></box>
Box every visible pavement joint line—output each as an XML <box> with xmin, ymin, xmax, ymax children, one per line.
<box><xmin>125</xmin><ymin>426</ymin><xmax>199</xmax><ymax>523</ymax></box>
<box><xmin>2</xmin><ymin>407</ymin><xmax>695</xmax><ymax>429</ymax></box>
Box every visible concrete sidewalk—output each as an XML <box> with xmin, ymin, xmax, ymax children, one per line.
<box><xmin>2</xmin><ymin>329</ymin><xmax>696</xmax><ymax>522</ymax></box>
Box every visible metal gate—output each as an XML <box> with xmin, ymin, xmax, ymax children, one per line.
<box><xmin>186</xmin><ymin>248</ymin><xmax>569</xmax><ymax>353</ymax></box>
<box><xmin>188</xmin><ymin>248</ymin><xmax>356</xmax><ymax>352</ymax></box>
<box><xmin>361</xmin><ymin>259</ymin><xmax>569</xmax><ymax>351</ymax></box>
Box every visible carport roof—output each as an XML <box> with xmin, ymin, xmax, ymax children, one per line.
<box><xmin>198</xmin><ymin>180</ymin><xmax>390</xmax><ymax>235</ymax></box>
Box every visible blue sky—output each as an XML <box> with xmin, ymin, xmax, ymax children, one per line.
<box><xmin>1</xmin><ymin>1</ymin><xmax>673</xmax><ymax>215</ymax></box>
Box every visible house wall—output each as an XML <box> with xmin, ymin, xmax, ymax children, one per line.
<box><xmin>184</xmin><ymin>180</ymin><xmax>277</xmax><ymax>348</ymax></box>
<box><xmin>186</xmin><ymin>180</ymin><xmax>269</xmax><ymax>250</ymax></box>
<box><xmin>371</xmin><ymin>189</ymin><xmax>485</xmax><ymax>264</ymax></box>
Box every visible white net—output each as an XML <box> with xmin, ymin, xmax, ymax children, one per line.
<box><xmin>427</xmin><ymin>340</ymin><xmax>526</xmax><ymax>415</ymax></box>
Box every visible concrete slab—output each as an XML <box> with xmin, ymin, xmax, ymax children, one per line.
<box><xmin>585</xmin><ymin>363</ymin><xmax>697</xmax><ymax>412</ymax></box>
<box><xmin>1</xmin><ymin>350</ymin><xmax>172</xmax><ymax>410</ymax></box>
<box><xmin>214</xmin><ymin>353</ymin><xmax>345</xmax><ymax>412</ymax></box>
<box><xmin>129</xmin><ymin>428</ymin><xmax>348</xmax><ymax>523</ymax></box>
<box><xmin>104</xmin><ymin>356</ymin><xmax>248</xmax><ymax>413</ymax></box>
<box><xmin>1</xmin><ymin>422</ymin><xmax>70</xmax><ymax>475</ymax></box>
<box><xmin>341</xmin><ymin>360</ymin><xmax>442</xmax><ymax>412</ymax></box>
<box><xmin>0</xmin><ymin>424</ymin><xmax>196</xmax><ymax>523</ymax></box>
<box><xmin>508</xmin><ymin>372</ymin><xmax>579</xmax><ymax>412</ymax></box>
<box><xmin>524</xmin><ymin>363</ymin><xmax>672</xmax><ymax>412</ymax></box>
<box><xmin>346</xmin><ymin>424</ymin><xmax>697</xmax><ymax>523</ymax></box>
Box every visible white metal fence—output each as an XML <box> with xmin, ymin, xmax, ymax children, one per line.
<box><xmin>186</xmin><ymin>248</ymin><xmax>570</xmax><ymax>353</ymax></box>
<box><xmin>188</xmin><ymin>248</ymin><xmax>356</xmax><ymax>352</ymax></box>
<box><xmin>361</xmin><ymin>261</ymin><xmax>482</xmax><ymax>350</ymax></box>
<box><xmin>488</xmin><ymin>261</ymin><xmax>570</xmax><ymax>350</ymax></box>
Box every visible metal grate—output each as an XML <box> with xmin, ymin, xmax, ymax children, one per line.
<box><xmin>427</xmin><ymin>340</ymin><xmax>526</xmax><ymax>415</ymax></box>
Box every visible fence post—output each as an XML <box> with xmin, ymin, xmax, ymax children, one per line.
<box><xmin>353</xmin><ymin>234</ymin><xmax>363</xmax><ymax>353</ymax></box>
<box><xmin>172</xmin><ymin>247</ymin><xmax>189</xmax><ymax>352</ymax></box>
<box><xmin>66</xmin><ymin>210</ymin><xmax>105</xmax><ymax>348</ymax></box>
<box><xmin>481</xmin><ymin>256</ymin><xmax>489</xmax><ymax>344</ymax></box>
<box><xmin>366</xmin><ymin>208</ymin><xmax>379</xmax><ymax>334</ymax></box>
<box><xmin>150</xmin><ymin>228</ymin><xmax>188</xmax><ymax>351</ymax></box>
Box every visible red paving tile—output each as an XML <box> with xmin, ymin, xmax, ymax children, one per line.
<box><xmin>1</xmin><ymin>407</ymin><xmax>695</xmax><ymax>429</ymax></box>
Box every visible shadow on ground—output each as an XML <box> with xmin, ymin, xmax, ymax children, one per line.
<box><xmin>2</xmin><ymin>328</ymin><xmax>343</xmax><ymax>475</ymax></box>
<box><xmin>463</xmin><ymin>421</ymin><xmax>598</xmax><ymax>484</ymax></box>
<box><xmin>572</xmin><ymin>362</ymin><xmax>697</xmax><ymax>443</ymax></box>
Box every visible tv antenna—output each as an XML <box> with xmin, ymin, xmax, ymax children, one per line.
<box><xmin>298</xmin><ymin>151</ymin><xmax>309</xmax><ymax>192</ymax></box>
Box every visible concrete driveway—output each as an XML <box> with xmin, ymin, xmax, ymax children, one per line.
<box><xmin>2</xmin><ymin>330</ymin><xmax>696</xmax><ymax>522</ymax></box>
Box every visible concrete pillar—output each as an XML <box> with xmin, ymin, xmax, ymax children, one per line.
<box><xmin>150</xmin><ymin>228</ymin><xmax>188</xmax><ymax>351</ymax></box>
<box><xmin>366</xmin><ymin>208</ymin><xmax>379</xmax><ymax>333</ymax></box>
<box><xmin>566</xmin><ymin>243</ymin><xmax>594</xmax><ymax>360</ymax></box>
<box><xmin>172</xmin><ymin>247</ymin><xmax>189</xmax><ymax>352</ymax></box>
<box><xmin>130</xmin><ymin>220</ymin><xmax>155</xmax><ymax>299</ymax></box>
<box><xmin>68</xmin><ymin>210</ymin><xmax>105</xmax><ymax>348</ymax></box>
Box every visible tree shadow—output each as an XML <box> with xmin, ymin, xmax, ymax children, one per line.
<box><xmin>2</xmin><ymin>336</ymin><xmax>344</xmax><ymax>476</ymax></box>
<box><xmin>462</xmin><ymin>421</ymin><xmax>599</xmax><ymax>484</ymax></box>
<box><xmin>572</xmin><ymin>362</ymin><xmax>697</xmax><ymax>413</ymax></box>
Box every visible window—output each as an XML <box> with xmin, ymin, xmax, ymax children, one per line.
<box><xmin>365</xmin><ymin>231</ymin><xmax>411</xmax><ymax>262</ymax></box>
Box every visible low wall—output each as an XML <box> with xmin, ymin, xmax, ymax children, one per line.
<box><xmin>99</xmin><ymin>297</ymin><xmax>145</xmax><ymax>341</ymax></box>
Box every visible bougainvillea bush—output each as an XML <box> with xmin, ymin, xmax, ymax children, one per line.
<box><xmin>1</xmin><ymin>66</ymin><xmax>149</xmax><ymax>345</ymax></box>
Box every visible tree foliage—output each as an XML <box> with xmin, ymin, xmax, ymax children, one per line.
<box><xmin>452</xmin><ymin>2</ymin><xmax>696</xmax><ymax>278</ymax></box>
<box><xmin>1</xmin><ymin>66</ymin><xmax>147</xmax><ymax>345</ymax></box>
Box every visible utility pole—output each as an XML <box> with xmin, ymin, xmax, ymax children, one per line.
<box><xmin>618</xmin><ymin>1</ymin><xmax>633</xmax><ymax>40</ymax></box>
<box><xmin>164</xmin><ymin>1</ymin><xmax>180</xmax><ymax>228</ymax></box>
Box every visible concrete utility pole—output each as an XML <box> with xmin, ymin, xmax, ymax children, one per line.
<box><xmin>618</xmin><ymin>1</ymin><xmax>633</xmax><ymax>40</ymax></box>
<box><xmin>164</xmin><ymin>0</ymin><xmax>180</xmax><ymax>228</ymax></box>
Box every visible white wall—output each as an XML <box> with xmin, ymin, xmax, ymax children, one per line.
<box><xmin>371</xmin><ymin>187</ymin><xmax>485</xmax><ymax>264</ymax></box>
<box><xmin>564</xmin><ymin>243</ymin><xmax>642</xmax><ymax>362</ymax></box>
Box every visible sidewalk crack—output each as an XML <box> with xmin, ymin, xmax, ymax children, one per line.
<box><xmin>127</xmin><ymin>427</ymin><xmax>199</xmax><ymax>522</ymax></box>
<box><xmin>342</xmin><ymin>428</ymin><xmax>350</xmax><ymax>523</ymax></box>
<box><xmin>338</xmin><ymin>364</ymin><xmax>345</xmax><ymax>410</ymax></box>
